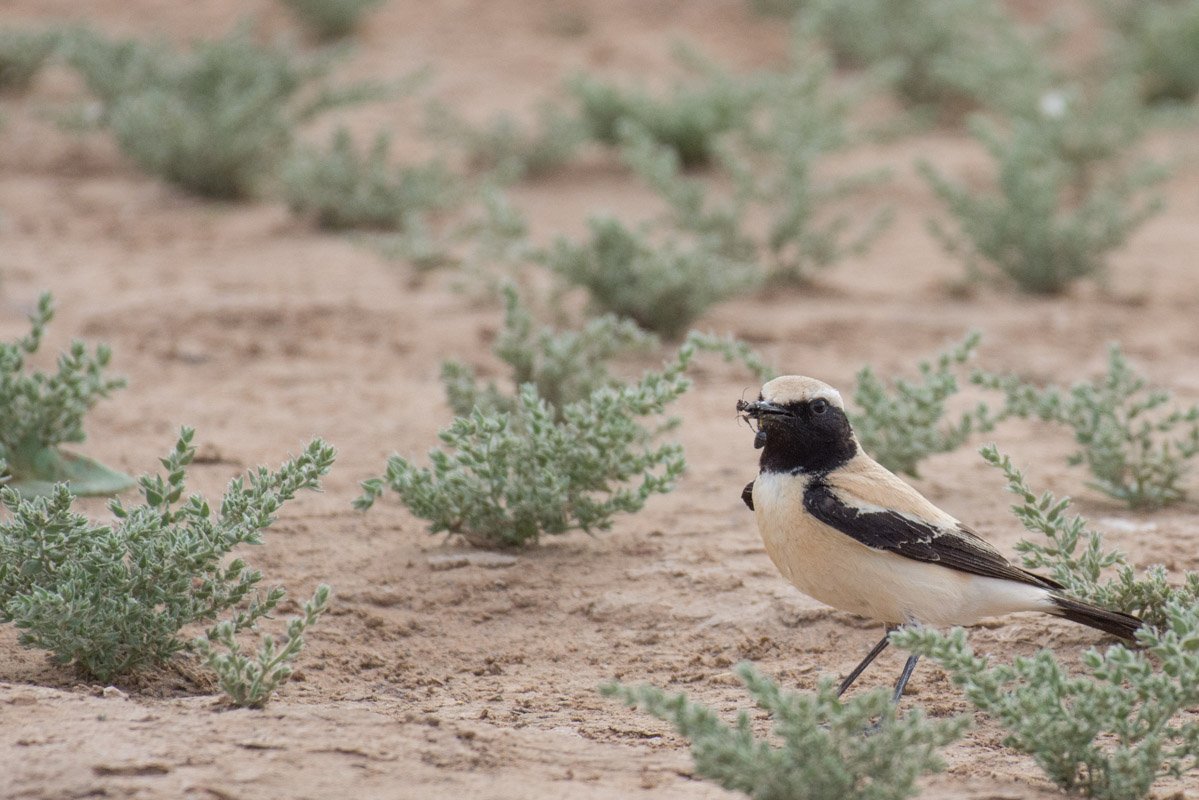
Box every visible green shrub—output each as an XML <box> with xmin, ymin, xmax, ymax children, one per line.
<box><xmin>852</xmin><ymin>332</ymin><xmax>1001</xmax><ymax>478</ymax></box>
<box><xmin>282</xmin><ymin>127</ymin><xmax>456</xmax><ymax>230</ymax></box>
<box><xmin>616</xmin><ymin>50</ymin><xmax>891</xmax><ymax>287</ymax></box>
<box><xmin>64</xmin><ymin>25</ymin><xmax>386</xmax><ymax>198</ymax></box>
<box><xmin>1096</xmin><ymin>0</ymin><xmax>1199</xmax><ymax>104</ymax></box>
<box><xmin>0</xmin><ymin>291</ymin><xmax>131</xmax><ymax>497</ymax></box>
<box><xmin>0</xmin><ymin>28</ymin><xmax>58</xmax><ymax>92</ymax></box>
<box><xmin>683</xmin><ymin>330</ymin><xmax>777</xmax><ymax>383</ymax></box>
<box><xmin>1017</xmin><ymin>78</ymin><xmax>1148</xmax><ymax>187</ymax></box>
<box><xmin>973</xmin><ymin>345</ymin><xmax>1199</xmax><ymax>509</ymax></box>
<box><xmin>280</xmin><ymin>0</ymin><xmax>385</xmax><ymax>39</ymax></box>
<box><xmin>979</xmin><ymin>445</ymin><xmax>1199</xmax><ymax>630</ymax></box>
<box><xmin>800</xmin><ymin>0</ymin><xmax>1051</xmax><ymax>114</ymax></box>
<box><xmin>545</xmin><ymin>215</ymin><xmax>758</xmax><ymax>339</ymax></box>
<box><xmin>193</xmin><ymin>584</ymin><xmax>331</xmax><ymax>707</ymax></box>
<box><xmin>746</xmin><ymin>66</ymin><xmax>893</xmax><ymax>287</ymax></box>
<box><xmin>892</xmin><ymin>604</ymin><xmax>1199</xmax><ymax>800</ymax></box>
<box><xmin>603</xmin><ymin>663</ymin><xmax>968</xmax><ymax>800</ymax></box>
<box><xmin>0</xmin><ymin>427</ymin><xmax>335</xmax><ymax>683</ymax></box>
<box><xmin>921</xmin><ymin>114</ymin><xmax>1163</xmax><ymax>293</ymax></box>
<box><xmin>441</xmin><ymin>284</ymin><xmax>656</xmax><ymax>418</ymax></box>
<box><xmin>425</xmin><ymin>100</ymin><xmax>587</xmax><ymax>181</ymax></box>
<box><xmin>566</xmin><ymin>48</ymin><xmax>759</xmax><ymax>168</ymax></box>
<box><xmin>355</xmin><ymin>344</ymin><xmax>698</xmax><ymax>548</ymax></box>
<box><xmin>60</xmin><ymin>26</ymin><xmax>165</xmax><ymax>116</ymax></box>
<box><xmin>364</xmin><ymin>183</ymin><xmax>533</xmax><ymax>273</ymax></box>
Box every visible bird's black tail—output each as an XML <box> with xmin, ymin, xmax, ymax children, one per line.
<box><xmin>1049</xmin><ymin>594</ymin><xmax>1142</xmax><ymax>641</ymax></box>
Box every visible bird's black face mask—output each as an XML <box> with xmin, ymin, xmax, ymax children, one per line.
<box><xmin>737</xmin><ymin>396</ymin><xmax>857</xmax><ymax>474</ymax></box>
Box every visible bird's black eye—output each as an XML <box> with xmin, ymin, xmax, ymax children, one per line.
<box><xmin>810</xmin><ymin>398</ymin><xmax>829</xmax><ymax>415</ymax></box>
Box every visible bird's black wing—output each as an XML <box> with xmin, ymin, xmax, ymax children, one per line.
<box><xmin>742</xmin><ymin>480</ymin><xmax>755</xmax><ymax>510</ymax></box>
<box><xmin>803</xmin><ymin>481</ymin><xmax>1060</xmax><ymax>590</ymax></box>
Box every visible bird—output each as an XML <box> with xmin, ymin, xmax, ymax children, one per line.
<box><xmin>736</xmin><ymin>374</ymin><xmax>1142</xmax><ymax>703</ymax></box>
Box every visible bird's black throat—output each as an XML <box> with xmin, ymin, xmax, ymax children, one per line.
<box><xmin>756</xmin><ymin>404</ymin><xmax>857</xmax><ymax>474</ymax></box>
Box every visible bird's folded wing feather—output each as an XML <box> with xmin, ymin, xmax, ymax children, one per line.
<box><xmin>811</xmin><ymin>460</ymin><xmax>1060</xmax><ymax>589</ymax></box>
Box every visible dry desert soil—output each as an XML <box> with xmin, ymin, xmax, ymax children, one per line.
<box><xmin>2</xmin><ymin>1</ymin><xmax>1199</xmax><ymax>798</ymax></box>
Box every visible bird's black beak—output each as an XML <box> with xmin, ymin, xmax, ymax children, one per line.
<box><xmin>737</xmin><ymin>400</ymin><xmax>789</xmax><ymax>419</ymax></box>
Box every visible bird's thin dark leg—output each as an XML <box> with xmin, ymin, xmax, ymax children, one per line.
<box><xmin>891</xmin><ymin>654</ymin><xmax>920</xmax><ymax>704</ymax></box>
<box><xmin>836</xmin><ymin>626</ymin><xmax>896</xmax><ymax>698</ymax></box>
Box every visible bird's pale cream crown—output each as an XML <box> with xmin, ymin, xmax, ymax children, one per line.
<box><xmin>759</xmin><ymin>375</ymin><xmax>845</xmax><ymax>410</ymax></box>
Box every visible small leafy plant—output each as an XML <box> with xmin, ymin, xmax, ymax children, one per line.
<box><xmin>603</xmin><ymin>663</ymin><xmax>968</xmax><ymax>800</ymax></box>
<box><xmin>893</xmin><ymin>603</ymin><xmax>1199</xmax><ymax>800</ymax></box>
<box><xmin>545</xmin><ymin>215</ymin><xmax>758</xmax><ymax>339</ymax></box>
<box><xmin>424</xmin><ymin>100</ymin><xmax>587</xmax><ymax>181</ymax></box>
<box><xmin>280</xmin><ymin>0</ymin><xmax>385</xmax><ymax>40</ymax></box>
<box><xmin>1095</xmin><ymin>0</ymin><xmax>1199</xmax><ymax>104</ymax></box>
<box><xmin>921</xmin><ymin>113</ymin><xmax>1163</xmax><ymax>294</ymax></box>
<box><xmin>355</xmin><ymin>343</ymin><xmax>700</xmax><ymax>548</ymax></box>
<box><xmin>193</xmin><ymin>584</ymin><xmax>331</xmax><ymax>708</ymax></box>
<box><xmin>282</xmin><ymin>127</ymin><xmax>456</xmax><ymax>230</ymax></box>
<box><xmin>0</xmin><ymin>427</ymin><xmax>335</xmax><ymax>683</ymax></box>
<box><xmin>0</xmin><ymin>291</ymin><xmax>131</xmax><ymax>497</ymax></box>
<box><xmin>64</xmin><ymin>24</ymin><xmax>387</xmax><ymax>198</ymax></box>
<box><xmin>973</xmin><ymin>345</ymin><xmax>1199</xmax><ymax>509</ymax></box>
<box><xmin>980</xmin><ymin>444</ymin><xmax>1199</xmax><ymax>629</ymax></box>
<box><xmin>440</xmin><ymin>284</ymin><xmax>656</xmax><ymax>418</ymax></box>
<box><xmin>852</xmin><ymin>332</ymin><xmax>1000</xmax><ymax>478</ymax></box>
<box><xmin>616</xmin><ymin>51</ymin><xmax>891</xmax><ymax>287</ymax></box>
<box><xmin>566</xmin><ymin>48</ymin><xmax>758</xmax><ymax>168</ymax></box>
<box><xmin>683</xmin><ymin>330</ymin><xmax>777</xmax><ymax>383</ymax></box>
<box><xmin>60</xmin><ymin>26</ymin><xmax>164</xmax><ymax>119</ymax></box>
<box><xmin>0</xmin><ymin>28</ymin><xmax>58</xmax><ymax>92</ymax></box>
<box><xmin>799</xmin><ymin>0</ymin><xmax>1051</xmax><ymax>115</ymax></box>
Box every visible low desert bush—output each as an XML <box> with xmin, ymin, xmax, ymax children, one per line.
<box><xmin>852</xmin><ymin>332</ymin><xmax>1001</xmax><ymax>478</ymax></box>
<box><xmin>282</xmin><ymin>127</ymin><xmax>456</xmax><ymax>230</ymax></box>
<box><xmin>893</xmin><ymin>603</ymin><xmax>1199</xmax><ymax>800</ymax></box>
<box><xmin>60</xmin><ymin>26</ymin><xmax>164</xmax><ymax>115</ymax></box>
<box><xmin>617</xmin><ymin>49</ymin><xmax>891</xmax><ymax>287</ymax></box>
<box><xmin>280</xmin><ymin>0</ymin><xmax>385</xmax><ymax>39</ymax></box>
<box><xmin>63</xmin><ymin>24</ymin><xmax>387</xmax><ymax>198</ymax></box>
<box><xmin>0</xmin><ymin>291</ymin><xmax>130</xmax><ymax>496</ymax></box>
<box><xmin>365</xmin><ymin>183</ymin><xmax>534</xmax><ymax>274</ymax></box>
<box><xmin>799</xmin><ymin>0</ymin><xmax>1051</xmax><ymax>115</ymax></box>
<box><xmin>193</xmin><ymin>583</ymin><xmax>331</xmax><ymax>708</ymax></box>
<box><xmin>980</xmin><ymin>445</ymin><xmax>1199</xmax><ymax>629</ymax></box>
<box><xmin>0</xmin><ymin>427</ymin><xmax>335</xmax><ymax>683</ymax></box>
<box><xmin>0</xmin><ymin>28</ymin><xmax>58</xmax><ymax>92</ymax></box>
<box><xmin>1019</xmin><ymin>78</ymin><xmax>1148</xmax><ymax>187</ymax></box>
<box><xmin>921</xmin><ymin>113</ymin><xmax>1163</xmax><ymax>294</ymax></box>
<box><xmin>440</xmin><ymin>284</ymin><xmax>656</xmax><ymax>418</ymax></box>
<box><xmin>1095</xmin><ymin>0</ymin><xmax>1199</xmax><ymax>104</ymax></box>
<box><xmin>355</xmin><ymin>340</ymin><xmax>705</xmax><ymax>547</ymax></box>
<box><xmin>973</xmin><ymin>345</ymin><xmax>1199</xmax><ymax>509</ymax></box>
<box><xmin>425</xmin><ymin>101</ymin><xmax>587</xmax><ymax>181</ymax></box>
<box><xmin>683</xmin><ymin>331</ymin><xmax>777</xmax><ymax>383</ymax></box>
<box><xmin>566</xmin><ymin>47</ymin><xmax>759</xmax><ymax>168</ymax></box>
<box><xmin>545</xmin><ymin>215</ymin><xmax>758</xmax><ymax>339</ymax></box>
<box><xmin>603</xmin><ymin>664</ymin><xmax>968</xmax><ymax>800</ymax></box>
<box><xmin>356</xmin><ymin>325</ymin><xmax>782</xmax><ymax>548</ymax></box>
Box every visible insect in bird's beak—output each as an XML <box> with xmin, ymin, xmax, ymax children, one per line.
<box><xmin>736</xmin><ymin>399</ymin><xmax>780</xmax><ymax>449</ymax></box>
<box><xmin>736</xmin><ymin>399</ymin><xmax>789</xmax><ymax>419</ymax></box>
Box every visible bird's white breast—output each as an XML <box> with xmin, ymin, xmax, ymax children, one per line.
<box><xmin>751</xmin><ymin>471</ymin><xmax>1052</xmax><ymax>626</ymax></box>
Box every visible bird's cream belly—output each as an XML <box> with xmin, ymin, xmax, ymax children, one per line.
<box><xmin>752</xmin><ymin>472</ymin><xmax>1051</xmax><ymax>626</ymax></box>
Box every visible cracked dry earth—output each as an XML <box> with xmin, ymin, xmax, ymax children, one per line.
<box><xmin>3</xmin><ymin>1</ymin><xmax>1199</xmax><ymax>798</ymax></box>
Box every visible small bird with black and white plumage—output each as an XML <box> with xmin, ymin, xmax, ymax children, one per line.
<box><xmin>737</xmin><ymin>375</ymin><xmax>1142</xmax><ymax>702</ymax></box>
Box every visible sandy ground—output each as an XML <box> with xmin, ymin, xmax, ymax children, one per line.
<box><xmin>2</xmin><ymin>1</ymin><xmax>1199</xmax><ymax>798</ymax></box>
